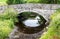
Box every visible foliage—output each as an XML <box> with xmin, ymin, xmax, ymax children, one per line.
<box><xmin>25</xmin><ymin>0</ymin><xmax>40</xmax><ymax>3</ymax></box>
<box><xmin>0</xmin><ymin>20</ymin><xmax>12</xmax><ymax>39</ymax></box>
<box><xmin>6</xmin><ymin>0</ymin><xmax>26</xmax><ymax>5</ymax></box>
<box><xmin>0</xmin><ymin>0</ymin><xmax>7</xmax><ymax>5</ymax></box>
<box><xmin>24</xmin><ymin>0</ymin><xmax>58</xmax><ymax>4</ymax></box>
<box><xmin>39</xmin><ymin>9</ymin><xmax>60</xmax><ymax>39</ymax></box>
<box><xmin>1</xmin><ymin>0</ymin><xmax>60</xmax><ymax>5</ymax></box>
<box><xmin>0</xmin><ymin>8</ymin><xmax>18</xmax><ymax>21</ymax></box>
<box><xmin>0</xmin><ymin>8</ymin><xmax>18</xmax><ymax>39</ymax></box>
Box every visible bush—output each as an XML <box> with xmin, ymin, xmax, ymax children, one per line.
<box><xmin>0</xmin><ymin>8</ymin><xmax>18</xmax><ymax>39</ymax></box>
<box><xmin>0</xmin><ymin>20</ymin><xmax>12</xmax><ymax>39</ymax></box>
<box><xmin>39</xmin><ymin>9</ymin><xmax>60</xmax><ymax>39</ymax></box>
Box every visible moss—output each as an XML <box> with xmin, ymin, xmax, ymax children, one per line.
<box><xmin>40</xmin><ymin>9</ymin><xmax>60</xmax><ymax>39</ymax></box>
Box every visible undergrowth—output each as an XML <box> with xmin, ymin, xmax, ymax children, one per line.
<box><xmin>0</xmin><ymin>8</ymin><xmax>18</xmax><ymax>39</ymax></box>
<box><xmin>40</xmin><ymin>9</ymin><xmax>60</xmax><ymax>39</ymax></box>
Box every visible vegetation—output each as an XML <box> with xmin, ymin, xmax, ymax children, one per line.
<box><xmin>6</xmin><ymin>0</ymin><xmax>60</xmax><ymax>4</ymax></box>
<box><xmin>0</xmin><ymin>0</ymin><xmax>7</xmax><ymax>5</ymax></box>
<box><xmin>0</xmin><ymin>8</ymin><xmax>18</xmax><ymax>39</ymax></box>
<box><xmin>0</xmin><ymin>0</ymin><xmax>7</xmax><ymax>2</ymax></box>
<box><xmin>0</xmin><ymin>0</ymin><xmax>60</xmax><ymax>5</ymax></box>
<box><xmin>0</xmin><ymin>0</ymin><xmax>60</xmax><ymax>39</ymax></box>
<box><xmin>39</xmin><ymin>9</ymin><xmax>60</xmax><ymax>39</ymax></box>
<box><xmin>6</xmin><ymin>0</ymin><xmax>26</xmax><ymax>5</ymax></box>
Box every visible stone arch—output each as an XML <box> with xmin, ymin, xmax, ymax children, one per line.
<box><xmin>17</xmin><ymin>9</ymin><xmax>48</xmax><ymax>22</ymax></box>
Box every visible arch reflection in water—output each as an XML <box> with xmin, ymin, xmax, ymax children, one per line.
<box><xmin>15</xmin><ymin>12</ymin><xmax>46</xmax><ymax>34</ymax></box>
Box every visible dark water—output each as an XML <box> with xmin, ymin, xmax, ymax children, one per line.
<box><xmin>15</xmin><ymin>12</ymin><xmax>46</xmax><ymax>34</ymax></box>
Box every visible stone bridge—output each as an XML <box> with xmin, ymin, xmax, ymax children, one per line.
<box><xmin>0</xmin><ymin>4</ymin><xmax>60</xmax><ymax>22</ymax></box>
<box><xmin>0</xmin><ymin>4</ymin><xmax>60</xmax><ymax>39</ymax></box>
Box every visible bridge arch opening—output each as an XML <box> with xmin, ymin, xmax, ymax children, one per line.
<box><xmin>15</xmin><ymin>11</ymin><xmax>47</xmax><ymax>34</ymax></box>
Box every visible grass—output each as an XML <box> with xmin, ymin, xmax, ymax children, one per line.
<box><xmin>0</xmin><ymin>8</ymin><xmax>18</xmax><ymax>39</ymax></box>
<box><xmin>39</xmin><ymin>9</ymin><xmax>60</xmax><ymax>39</ymax></box>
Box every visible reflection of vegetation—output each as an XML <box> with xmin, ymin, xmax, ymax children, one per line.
<box><xmin>0</xmin><ymin>8</ymin><xmax>18</xmax><ymax>39</ymax></box>
<box><xmin>38</xmin><ymin>15</ymin><xmax>46</xmax><ymax>25</ymax></box>
<box><xmin>20</xmin><ymin>12</ymin><xmax>36</xmax><ymax>18</ymax></box>
<box><xmin>40</xmin><ymin>9</ymin><xmax>60</xmax><ymax>39</ymax></box>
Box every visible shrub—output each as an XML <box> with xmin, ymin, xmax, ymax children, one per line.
<box><xmin>39</xmin><ymin>9</ymin><xmax>60</xmax><ymax>39</ymax></box>
<box><xmin>0</xmin><ymin>20</ymin><xmax>12</xmax><ymax>39</ymax></box>
<box><xmin>0</xmin><ymin>8</ymin><xmax>18</xmax><ymax>39</ymax></box>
